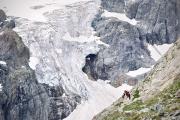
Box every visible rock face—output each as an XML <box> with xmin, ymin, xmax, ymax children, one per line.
<box><xmin>92</xmin><ymin>38</ymin><xmax>180</xmax><ymax>120</ymax></box>
<box><xmin>0</xmin><ymin>10</ymin><xmax>80</xmax><ymax>120</ymax></box>
<box><xmin>0</xmin><ymin>10</ymin><xmax>6</xmax><ymax>22</ymax></box>
<box><xmin>0</xmin><ymin>26</ymin><xmax>49</xmax><ymax>120</ymax></box>
<box><xmin>83</xmin><ymin>0</ymin><xmax>179</xmax><ymax>86</ymax></box>
<box><xmin>130</xmin><ymin>0</ymin><xmax>178</xmax><ymax>44</ymax></box>
<box><xmin>42</xmin><ymin>84</ymin><xmax>81</xmax><ymax>120</ymax></box>
<box><xmin>101</xmin><ymin>0</ymin><xmax>125</xmax><ymax>13</ymax></box>
<box><xmin>102</xmin><ymin>0</ymin><xmax>179</xmax><ymax>44</ymax></box>
<box><xmin>84</xmin><ymin>17</ymin><xmax>154</xmax><ymax>80</ymax></box>
<box><xmin>109</xmin><ymin>73</ymin><xmax>138</xmax><ymax>87</ymax></box>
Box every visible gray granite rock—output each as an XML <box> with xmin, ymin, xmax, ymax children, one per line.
<box><xmin>83</xmin><ymin>0</ymin><xmax>179</xmax><ymax>86</ymax></box>
<box><xmin>84</xmin><ymin>16</ymin><xmax>155</xmax><ymax>82</ymax></box>
<box><xmin>0</xmin><ymin>9</ymin><xmax>6</xmax><ymax>22</ymax></box>
<box><xmin>125</xmin><ymin>0</ymin><xmax>178</xmax><ymax>44</ymax></box>
<box><xmin>2</xmin><ymin>19</ymin><xmax>16</xmax><ymax>29</ymax></box>
<box><xmin>125</xmin><ymin>0</ymin><xmax>143</xmax><ymax>19</ymax></box>
<box><xmin>101</xmin><ymin>0</ymin><xmax>125</xmax><ymax>13</ymax></box>
<box><xmin>0</xmin><ymin>28</ymin><xmax>49</xmax><ymax>120</ymax></box>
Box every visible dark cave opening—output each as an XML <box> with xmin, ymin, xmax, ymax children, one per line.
<box><xmin>82</xmin><ymin>54</ymin><xmax>97</xmax><ymax>80</ymax></box>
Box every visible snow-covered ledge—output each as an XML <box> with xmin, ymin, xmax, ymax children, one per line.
<box><xmin>102</xmin><ymin>10</ymin><xmax>139</xmax><ymax>25</ymax></box>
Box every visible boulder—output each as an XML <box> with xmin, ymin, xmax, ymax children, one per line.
<box><xmin>0</xmin><ymin>9</ymin><xmax>6</xmax><ymax>22</ymax></box>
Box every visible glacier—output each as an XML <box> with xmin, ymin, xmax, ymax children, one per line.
<box><xmin>0</xmin><ymin>0</ymin><xmax>133</xmax><ymax>120</ymax></box>
<box><xmin>65</xmin><ymin>83</ymin><xmax>132</xmax><ymax>120</ymax></box>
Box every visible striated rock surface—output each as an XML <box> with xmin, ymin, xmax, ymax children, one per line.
<box><xmin>101</xmin><ymin>0</ymin><xmax>125</xmax><ymax>13</ymax></box>
<box><xmin>128</xmin><ymin>0</ymin><xmax>178</xmax><ymax>44</ymax></box>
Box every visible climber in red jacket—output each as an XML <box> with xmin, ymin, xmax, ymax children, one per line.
<box><xmin>122</xmin><ymin>90</ymin><xmax>131</xmax><ymax>100</ymax></box>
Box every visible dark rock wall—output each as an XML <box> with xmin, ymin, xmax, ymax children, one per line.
<box><xmin>83</xmin><ymin>0</ymin><xmax>179</xmax><ymax>86</ymax></box>
<box><xmin>101</xmin><ymin>0</ymin><xmax>125</xmax><ymax>13</ymax></box>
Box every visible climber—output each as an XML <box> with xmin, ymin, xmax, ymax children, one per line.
<box><xmin>122</xmin><ymin>90</ymin><xmax>131</xmax><ymax>100</ymax></box>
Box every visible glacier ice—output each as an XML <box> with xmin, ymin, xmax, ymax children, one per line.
<box><xmin>0</xmin><ymin>0</ymin><xmax>134</xmax><ymax>120</ymax></box>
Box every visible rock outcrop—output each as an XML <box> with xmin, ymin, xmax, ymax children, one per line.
<box><xmin>0</xmin><ymin>22</ymin><xmax>49</xmax><ymax>120</ymax></box>
<box><xmin>83</xmin><ymin>0</ymin><xmax>179</xmax><ymax>86</ymax></box>
<box><xmin>84</xmin><ymin>17</ymin><xmax>155</xmax><ymax>80</ymax></box>
<box><xmin>0</xmin><ymin>10</ymin><xmax>6</xmax><ymax>22</ymax></box>
<box><xmin>127</xmin><ymin>0</ymin><xmax>178</xmax><ymax>44</ymax></box>
<box><xmin>101</xmin><ymin>0</ymin><xmax>125</xmax><ymax>13</ymax></box>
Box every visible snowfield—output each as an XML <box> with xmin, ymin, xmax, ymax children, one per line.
<box><xmin>102</xmin><ymin>10</ymin><xmax>138</xmax><ymax>25</ymax></box>
<box><xmin>126</xmin><ymin>67</ymin><xmax>153</xmax><ymax>77</ymax></box>
<box><xmin>0</xmin><ymin>0</ymin><xmax>93</xmax><ymax>22</ymax></box>
<box><xmin>29</xmin><ymin>57</ymin><xmax>39</xmax><ymax>70</ymax></box>
<box><xmin>65</xmin><ymin>82</ymin><xmax>132</xmax><ymax>120</ymax></box>
<box><xmin>148</xmin><ymin>44</ymin><xmax>173</xmax><ymax>61</ymax></box>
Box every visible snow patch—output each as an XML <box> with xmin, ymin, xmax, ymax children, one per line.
<box><xmin>0</xmin><ymin>84</ymin><xmax>2</xmax><ymax>92</ymax></box>
<box><xmin>29</xmin><ymin>57</ymin><xmax>39</xmax><ymax>70</ymax></box>
<box><xmin>21</xmin><ymin>66</ymin><xmax>26</xmax><ymax>68</ymax></box>
<box><xmin>0</xmin><ymin>31</ymin><xmax>4</xmax><ymax>36</ymax></box>
<box><xmin>96</xmin><ymin>39</ymin><xmax>110</xmax><ymax>47</ymax></box>
<box><xmin>64</xmin><ymin>81</ymin><xmax>132</xmax><ymax>120</ymax></box>
<box><xmin>140</xmin><ymin>55</ymin><xmax>144</xmax><ymax>58</ymax></box>
<box><xmin>126</xmin><ymin>66</ymin><xmax>153</xmax><ymax>77</ymax></box>
<box><xmin>62</xmin><ymin>93</ymin><xmax>66</xmax><ymax>97</ymax></box>
<box><xmin>148</xmin><ymin>44</ymin><xmax>173</xmax><ymax>61</ymax></box>
<box><xmin>55</xmin><ymin>48</ymin><xmax>62</xmax><ymax>54</ymax></box>
<box><xmin>0</xmin><ymin>61</ymin><xmax>6</xmax><ymax>65</ymax></box>
<box><xmin>102</xmin><ymin>10</ymin><xmax>138</xmax><ymax>25</ymax></box>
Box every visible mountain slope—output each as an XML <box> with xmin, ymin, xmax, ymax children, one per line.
<box><xmin>93</xmin><ymin>38</ymin><xmax>180</xmax><ymax>120</ymax></box>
